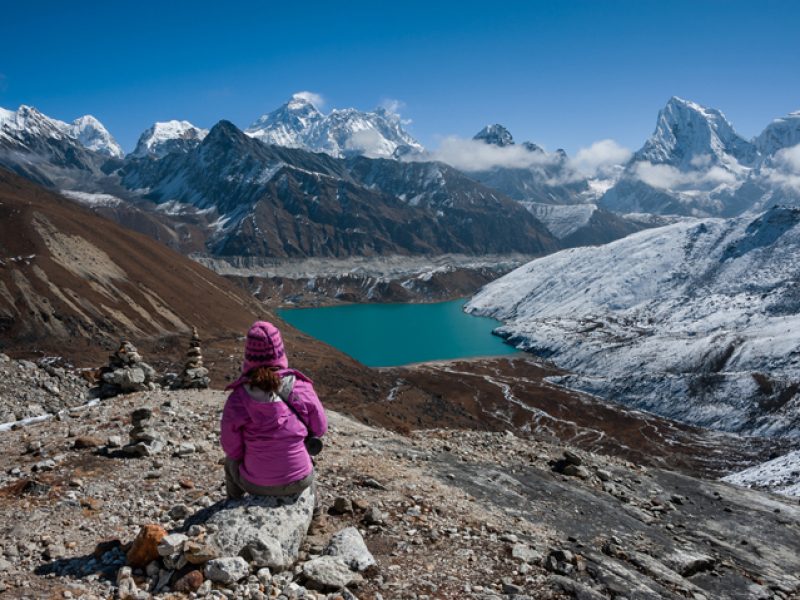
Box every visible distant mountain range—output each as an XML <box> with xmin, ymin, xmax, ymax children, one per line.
<box><xmin>1</xmin><ymin>94</ymin><xmax>799</xmax><ymax>259</ymax></box>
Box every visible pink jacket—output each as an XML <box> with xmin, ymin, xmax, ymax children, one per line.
<box><xmin>220</xmin><ymin>369</ymin><xmax>327</xmax><ymax>487</ymax></box>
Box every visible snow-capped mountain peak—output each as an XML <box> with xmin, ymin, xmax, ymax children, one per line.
<box><xmin>286</xmin><ymin>92</ymin><xmax>322</xmax><ymax>111</ymax></box>
<box><xmin>0</xmin><ymin>105</ymin><xmax>70</xmax><ymax>140</ymax></box>
<box><xmin>245</xmin><ymin>93</ymin><xmax>423</xmax><ymax>159</ymax></box>
<box><xmin>634</xmin><ymin>96</ymin><xmax>757</xmax><ymax>170</ymax></box>
<box><xmin>0</xmin><ymin>105</ymin><xmax>123</xmax><ymax>158</ymax></box>
<box><xmin>245</xmin><ymin>93</ymin><xmax>324</xmax><ymax>149</ymax></box>
<box><xmin>68</xmin><ymin>115</ymin><xmax>123</xmax><ymax>158</ymax></box>
<box><xmin>755</xmin><ymin>109</ymin><xmax>800</xmax><ymax>157</ymax></box>
<box><xmin>474</xmin><ymin>124</ymin><xmax>515</xmax><ymax>147</ymax></box>
<box><xmin>130</xmin><ymin>120</ymin><xmax>209</xmax><ymax>159</ymax></box>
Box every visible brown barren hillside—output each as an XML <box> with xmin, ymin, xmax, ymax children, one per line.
<box><xmin>0</xmin><ymin>168</ymin><xmax>390</xmax><ymax>407</ymax></box>
<box><xmin>0</xmin><ymin>168</ymin><xmax>261</xmax><ymax>355</ymax></box>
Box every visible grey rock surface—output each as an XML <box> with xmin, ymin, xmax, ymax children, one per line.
<box><xmin>203</xmin><ymin>556</ymin><xmax>249</xmax><ymax>584</ymax></box>
<box><xmin>302</xmin><ymin>556</ymin><xmax>357</xmax><ymax>589</ymax></box>
<box><xmin>190</xmin><ymin>487</ymin><xmax>315</xmax><ymax>569</ymax></box>
<box><xmin>323</xmin><ymin>526</ymin><xmax>376</xmax><ymax>571</ymax></box>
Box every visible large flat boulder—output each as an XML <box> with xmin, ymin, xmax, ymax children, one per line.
<box><xmin>186</xmin><ymin>488</ymin><xmax>314</xmax><ymax>570</ymax></box>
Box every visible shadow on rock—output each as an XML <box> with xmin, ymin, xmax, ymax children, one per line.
<box><xmin>34</xmin><ymin>541</ymin><xmax>127</xmax><ymax>581</ymax></box>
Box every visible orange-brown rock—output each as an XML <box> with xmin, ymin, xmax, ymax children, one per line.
<box><xmin>173</xmin><ymin>569</ymin><xmax>204</xmax><ymax>592</ymax></box>
<box><xmin>126</xmin><ymin>524</ymin><xmax>167</xmax><ymax>568</ymax></box>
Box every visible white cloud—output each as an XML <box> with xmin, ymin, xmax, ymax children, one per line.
<box><xmin>690</xmin><ymin>154</ymin><xmax>713</xmax><ymax>168</ymax></box>
<box><xmin>345</xmin><ymin>128</ymin><xmax>389</xmax><ymax>158</ymax></box>
<box><xmin>292</xmin><ymin>91</ymin><xmax>325</xmax><ymax>108</ymax></box>
<box><xmin>571</xmin><ymin>139</ymin><xmax>631</xmax><ymax>176</ymax></box>
<box><xmin>422</xmin><ymin>136</ymin><xmax>557</xmax><ymax>172</ymax></box>
<box><xmin>632</xmin><ymin>161</ymin><xmax>738</xmax><ymax>190</ymax></box>
<box><xmin>377</xmin><ymin>98</ymin><xmax>411</xmax><ymax>125</ymax></box>
<box><xmin>775</xmin><ymin>144</ymin><xmax>800</xmax><ymax>172</ymax></box>
<box><xmin>764</xmin><ymin>143</ymin><xmax>800</xmax><ymax>191</ymax></box>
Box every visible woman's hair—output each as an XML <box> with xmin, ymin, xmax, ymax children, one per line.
<box><xmin>247</xmin><ymin>366</ymin><xmax>282</xmax><ymax>393</ymax></box>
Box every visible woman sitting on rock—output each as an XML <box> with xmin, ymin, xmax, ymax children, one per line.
<box><xmin>221</xmin><ymin>321</ymin><xmax>327</xmax><ymax>499</ymax></box>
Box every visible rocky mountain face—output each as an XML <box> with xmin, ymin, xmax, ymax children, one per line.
<box><xmin>120</xmin><ymin>120</ymin><xmax>559</xmax><ymax>258</ymax></box>
<box><xmin>600</xmin><ymin>97</ymin><xmax>800</xmax><ymax>216</ymax></box>
<box><xmin>473</xmin><ymin>124</ymin><xmax>516</xmax><ymax>147</ymax></box>
<box><xmin>467</xmin><ymin>206</ymin><xmax>800</xmax><ymax>438</ymax></box>
<box><xmin>245</xmin><ymin>93</ymin><xmax>424</xmax><ymax>159</ymax></box>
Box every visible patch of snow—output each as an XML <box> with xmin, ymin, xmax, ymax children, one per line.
<box><xmin>521</xmin><ymin>202</ymin><xmax>597</xmax><ymax>238</ymax></box>
<box><xmin>723</xmin><ymin>450</ymin><xmax>800</xmax><ymax>498</ymax></box>
<box><xmin>60</xmin><ymin>190</ymin><xmax>124</xmax><ymax>207</ymax></box>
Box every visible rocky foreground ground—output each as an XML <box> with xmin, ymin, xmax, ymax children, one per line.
<box><xmin>0</xmin><ymin>381</ymin><xmax>799</xmax><ymax>600</ymax></box>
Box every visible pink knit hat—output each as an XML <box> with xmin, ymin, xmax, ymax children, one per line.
<box><xmin>241</xmin><ymin>321</ymin><xmax>288</xmax><ymax>374</ymax></box>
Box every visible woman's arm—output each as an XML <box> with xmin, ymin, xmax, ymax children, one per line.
<box><xmin>293</xmin><ymin>380</ymin><xmax>328</xmax><ymax>437</ymax></box>
<box><xmin>220</xmin><ymin>392</ymin><xmax>248</xmax><ymax>460</ymax></box>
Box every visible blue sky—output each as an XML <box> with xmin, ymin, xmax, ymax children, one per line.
<box><xmin>2</xmin><ymin>0</ymin><xmax>798</xmax><ymax>154</ymax></box>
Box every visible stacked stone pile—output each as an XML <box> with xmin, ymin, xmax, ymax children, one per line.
<box><xmin>121</xmin><ymin>408</ymin><xmax>165</xmax><ymax>457</ymax></box>
<box><xmin>96</xmin><ymin>341</ymin><xmax>157</xmax><ymax>399</ymax></box>
<box><xmin>173</xmin><ymin>327</ymin><xmax>210</xmax><ymax>390</ymax></box>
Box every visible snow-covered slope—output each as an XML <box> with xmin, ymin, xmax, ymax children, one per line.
<box><xmin>0</xmin><ymin>105</ymin><xmax>71</xmax><ymax>142</ymax></box>
<box><xmin>723</xmin><ymin>450</ymin><xmax>800</xmax><ymax>498</ymax></box>
<box><xmin>130</xmin><ymin>120</ymin><xmax>208</xmax><ymax>159</ymax></box>
<box><xmin>521</xmin><ymin>202</ymin><xmax>598</xmax><ymax>238</ymax></box>
<box><xmin>68</xmin><ymin>115</ymin><xmax>123</xmax><ymax>158</ymax></box>
<box><xmin>245</xmin><ymin>93</ymin><xmax>423</xmax><ymax>158</ymax></box>
<box><xmin>467</xmin><ymin>206</ymin><xmax>800</xmax><ymax>437</ymax></box>
<box><xmin>755</xmin><ymin>111</ymin><xmax>800</xmax><ymax>157</ymax></box>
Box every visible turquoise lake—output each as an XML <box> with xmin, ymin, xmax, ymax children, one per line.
<box><xmin>278</xmin><ymin>299</ymin><xmax>518</xmax><ymax>367</ymax></box>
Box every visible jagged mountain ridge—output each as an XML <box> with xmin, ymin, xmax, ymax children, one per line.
<box><xmin>467</xmin><ymin>205</ymin><xmax>800</xmax><ymax>438</ymax></box>
<box><xmin>245</xmin><ymin>93</ymin><xmax>424</xmax><ymax>159</ymax></box>
<box><xmin>4</xmin><ymin>97</ymin><xmax>800</xmax><ymax>254</ymax></box>
<box><xmin>0</xmin><ymin>105</ymin><xmax>114</xmax><ymax>186</ymax></box>
<box><xmin>120</xmin><ymin>120</ymin><xmax>558</xmax><ymax>257</ymax></box>
<box><xmin>633</xmin><ymin>97</ymin><xmax>758</xmax><ymax>169</ymax></box>
<box><xmin>600</xmin><ymin>97</ymin><xmax>800</xmax><ymax>216</ymax></box>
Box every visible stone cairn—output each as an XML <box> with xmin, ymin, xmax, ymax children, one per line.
<box><xmin>96</xmin><ymin>340</ymin><xmax>157</xmax><ymax>399</ymax></box>
<box><xmin>173</xmin><ymin>327</ymin><xmax>210</xmax><ymax>390</ymax></box>
<box><xmin>121</xmin><ymin>407</ymin><xmax>165</xmax><ymax>457</ymax></box>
